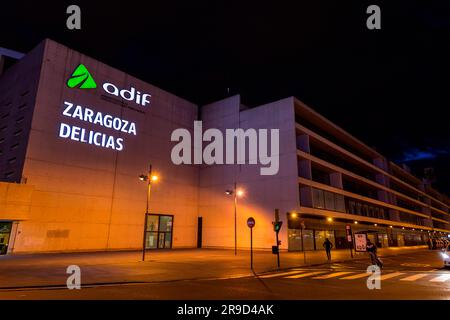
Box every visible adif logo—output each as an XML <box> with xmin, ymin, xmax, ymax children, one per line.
<box><xmin>102</xmin><ymin>83</ymin><xmax>151</xmax><ymax>106</ymax></box>
<box><xmin>67</xmin><ymin>64</ymin><xmax>97</xmax><ymax>89</ymax></box>
<box><xmin>67</xmin><ymin>64</ymin><xmax>151</xmax><ymax>106</ymax></box>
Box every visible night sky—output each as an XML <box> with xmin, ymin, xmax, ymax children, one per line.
<box><xmin>1</xmin><ymin>1</ymin><xmax>449</xmax><ymax>194</ymax></box>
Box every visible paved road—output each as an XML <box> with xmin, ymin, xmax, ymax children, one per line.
<box><xmin>0</xmin><ymin>250</ymin><xmax>448</xmax><ymax>299</ymax></box>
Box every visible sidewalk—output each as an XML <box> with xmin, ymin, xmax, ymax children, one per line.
<box><xmin>0</xmin><ymin>246</ymin><xmax>427</xmax><ymax>289</ymax></box>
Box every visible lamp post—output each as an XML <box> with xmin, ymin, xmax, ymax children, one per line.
<box><xmin>140</xmin><ymin>164</ymin><xmax>159</xmax><ymax>262</ymax></box>
<box><xmin>225</xmin><ymin>183</ymin><xmax>244</xmax><ymax>256</ymax></box>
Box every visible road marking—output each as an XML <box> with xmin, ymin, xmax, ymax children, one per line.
<box><xmin>380</xmin><ymin>272</ymin><xmax>405</xmax><ymax>280</ymax></box>
<box><xmin>400</xmin><ymin>274</ymin><xmax>429</xmax><ymax>281</ymax></box>
<box><xmin>429</xmin><ymin>274</ymin><xmax>450</xmax><ymax>282</ymax></box>
<box><xmin>312</xmin><ymin>272</ymin><xmax>354</xmax><ymax>279</ymax></box>
<box><xmin>340</xmin><ymin>272</ymin><xmax>371</xmax><ymax>280</ymax></box>
<box><xmin>259</xmin><ymin>270</ymin><xmax>305</xmax><ymax>279</ymax></box>
<box><xmin>400</xmin><ymin>263</ymin><xmax>431</xmax><ymax>267</ymax></box>
<box><xmin>285</xmin><ymin>271</ymin><xmax>327</xmax><ymax>279</ymax></box>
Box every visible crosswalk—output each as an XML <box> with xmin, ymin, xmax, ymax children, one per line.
<box><xmin>257</xmin><ymin>269</ymin><xmax>450</xmax><ymax>283</ymax></box>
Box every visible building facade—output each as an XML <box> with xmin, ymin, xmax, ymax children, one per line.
<box><xmin>0</xmin><ymin>39</ymin><xmax>449</xmax><ymax>254</ymax></box>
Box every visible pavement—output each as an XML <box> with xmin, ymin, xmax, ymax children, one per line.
<box><xmin>0</xmin><ymin>245</ymin><xmax>428</xmax><ymax>289</ymax></box>
<box><xmin>0</xmin><ymin>249</ymin><xmax>449</xmax><ymax>299</ymax></box>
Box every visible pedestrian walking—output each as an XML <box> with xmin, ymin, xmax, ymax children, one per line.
<box><xmin>323</xmin><ymin>238</ymin><xmax>333</xmax><ymax>261</ymax></box>
<box><xmin>366</xmin><ymin>239</ymin><xmax>383</xmax><ymax>269</ymax></box>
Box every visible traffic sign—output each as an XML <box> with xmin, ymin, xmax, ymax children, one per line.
<box><xmin>345</xmin><ymin>224</ymin><xmax>352</xmax><ymax>242</ymax></box>
<box><xmin>247</xmin><ymin>217</ymin><xmax>255</xmax><ymax>228</ymax></box>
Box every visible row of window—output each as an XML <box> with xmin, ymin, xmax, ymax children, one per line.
<box><xmin>298</xmin><ymin>131</ymin><xmax>448</xmax><ymax>213</ymax></box>
<box><xmin>295</xmin><ymin>116</ymin><xmax>375</xmax><ymax>164</ymax></box>
<box><xmin>399</xmin><ymin>211</ymin><xmax>426</xmax><ymax>226</ymax></box>
<box><xmin>302</xmin><ymin>158</ymin><xmax>448</xmax><ymax>222</ymax></box>
<box><xmin>309</xmin><ymin>145</ymin><xmax>376</xmax><ymax>182</ymax></box>
<box><xmin>346</xmin><ymin>199</ymin><xmax>387</xmax><ymax>220</ymax></box>
<box><xmin>311</xmin><ymin>188</ymin><xmax>346</xmax><ymax>212</ymax></box>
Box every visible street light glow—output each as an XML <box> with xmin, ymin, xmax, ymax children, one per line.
<box><xmin>354</xmin><ymin>221</ymin><xmax>358</xmax><ymax>224</ymax></box>
<box><xmin>327</xmin><ymin>217</ymin><xmax>333</xmax><ymax>222</ymax></box>
<box><xmin>151</xmin><ymin>175</ymin><xmax>159</xmax><ymax>182</ymax></box>
<box><xmin>291</xmin><ymin>212</ymin><xmax>298</xmax><ymax>218</ymax></box>
<box><xmin>236</xmin><ymin>189</ymin><xmax>244</xmax><ymax>197</ymax></box>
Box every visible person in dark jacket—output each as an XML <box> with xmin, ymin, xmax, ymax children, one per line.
<box><xmin>323</xmin><ymin>238</ymin><xmax>333</xmax><ymax>261</ymax></box>
<box><xmin>366</xmin><ymin>239</ymin><xmax>383</xmax><ymax>268</ymax></box>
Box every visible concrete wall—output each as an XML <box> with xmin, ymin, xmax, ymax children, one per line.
<box><xmin>0</xmin><ymin>42</ymin><xmax>44</xmax><ymax>183</ymax></box>
<box><xmin>198</xmin><ymin>96</ymin><xmax>299</xmax><ymax>250</ymax></box>
<box><xmin>8</xmin><ymin>39</ymin><xmax>200</xmax><ymax>253</ymax></box>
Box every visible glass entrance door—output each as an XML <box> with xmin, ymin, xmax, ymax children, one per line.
<box><xmin>144</xmin><ymin>214</ymin><xmax>173</xmax><ymax>249</ymax></box>
<box><xmin>0</xmin><ymin>222</ymin><xmax>12</xmax><ymax>255</ymax></box>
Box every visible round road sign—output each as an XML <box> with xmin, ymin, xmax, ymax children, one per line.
<box><xmin>247</xmin><ymin>217</ymin><xmax>255</xmax><ymax>228</ymax></box>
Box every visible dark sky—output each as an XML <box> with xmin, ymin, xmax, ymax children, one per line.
<box><xmin>1</xmin><ymin>1</ymin><xmax>449</xmax><ymax>194</ymax></box>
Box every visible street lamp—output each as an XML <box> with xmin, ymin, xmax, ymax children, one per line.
<box><xmin>225</xmin><ymin>182</ymin><xmax>244</xmax><ymax>256</ymax></box>
<box><xmin>139</xmin><ymin>164</ymin><xmax>159</xmax><ymax>261</ymax></box>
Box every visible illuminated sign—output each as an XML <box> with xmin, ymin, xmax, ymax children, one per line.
<box><xmin>67</xmin><ymin>64</ymin><xmax>151</xmax><ymax>107</ymax></box>
<box><xmin>58</xmin><ymin>101</ymin><xmax>137</xmax><ymax>151</ymax></box>
<box><xmin>67</xmin><ymin>64</ymin><xmax>97</xmax><ymax>89</ymax></box>
<box><xmin>102</xmin><ymin>83</ymin><xmax>151</xmax><ymax>106</ymax></box>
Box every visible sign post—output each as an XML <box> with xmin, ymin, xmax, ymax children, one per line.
<box><xmin>272</xmin><ymin>209</ymin><xmax>283</xmax><ymax>269</ymax></box>
<box><xmin>300</xmin><ymin>220</ymin><xmax>306</xmax><ymax>264</ymax></box>
<box><xmin>247</xmin><ymin>217</ymin><xmax>255</xmax><ymax>269</ymax></box>
<box><xmin>346</xmin><ymin>224</ymin><xmax>354</xmax><ymax>258</ymax></box>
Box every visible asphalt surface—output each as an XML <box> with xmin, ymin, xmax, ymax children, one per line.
<box><xmin>0</xmin><ymin>250</ymin><xmax>448</xmax><ymax>299</ymax></box>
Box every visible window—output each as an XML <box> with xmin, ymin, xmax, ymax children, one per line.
<box><xmin>16</xmin><ymin>116</ymin><xmax>24</xmax><ymax>124</ymax></box>
<box><xmin>313</xmin><ymin>188</ymin><xmax>325</xmax><ymax>209</ymax></box>
<box><xmin>4</xmin><ymin>171</ymin><xmax>14</xmax><ymax>179</ymax></box>
<box><xmin>144</xmin><ymin>214</ymin><xmax>173</xmax><ymax>249</ymax></box>
<box><xmin>312</xmin><ymin>188</ymin><xmax>346</xmax><ymax>212</ymax></box>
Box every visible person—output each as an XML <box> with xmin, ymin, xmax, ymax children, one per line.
<box><xmin>366</xmin><ymin>239</ymin><xmax>383</xmax><ymax>269</ymax></box>
<box><xmin>323</xmin><ymin>238</ymin><xmax>333</xmax><ymax>261</ymax></box>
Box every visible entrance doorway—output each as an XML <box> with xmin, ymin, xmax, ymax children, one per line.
<box><xmin>144</xmin><ymin>214</ymin><xmax>174</xmax><ymax>249</ymax></box>
<box><xmin>0</xmin><ymin>222</ymin><xmax>12</xmax><ymax>255</ymax></box>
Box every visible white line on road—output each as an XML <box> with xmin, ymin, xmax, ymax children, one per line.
<box><xmin>430</xmin><ymin>274</ymin><xmax>450</xmax><ymax>282</ymax></box>
<box><xmin>312</xmin><ymin>272</ymin><xmax>354</xmax><ymax>279</ymax></box>
<box><xmin>380</xmin><ymin>272</ymin><xmax>405</xmax><ymax>280</ymax></box>
<box><xmin>258</xmin><ymin>270</ymin><xmax>305</xmax><ymax>279</ymax></box>
<box><xmin>285</xmin><ymin>271</ymin><xmax>328</xmax><ymax>279</ymax></box>
<box><xmin>340</xmin><ymin>272</ymin><xmax>371</xmax><ymax>280</ymax></box>
<box><xmin>400</xmin><ymin>274</ymin><xmax>429</xmax><ymax>281</ymax></box>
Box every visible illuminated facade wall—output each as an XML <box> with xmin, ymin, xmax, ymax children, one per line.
<box><xmin>198</xmin><ymin>96</ymin><xmax>299</xmax><ymax>250</ymax></box>
<box><xmin>0</xmin><ymin>39</ymin><xmax>200</xmax><ymax>252</ymax></box>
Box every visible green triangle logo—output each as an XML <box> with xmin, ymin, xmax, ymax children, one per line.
<box><xmin>67</xmin><ymin>64</ymin><xmax>97</xmax><ymax>89</ymax></box>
